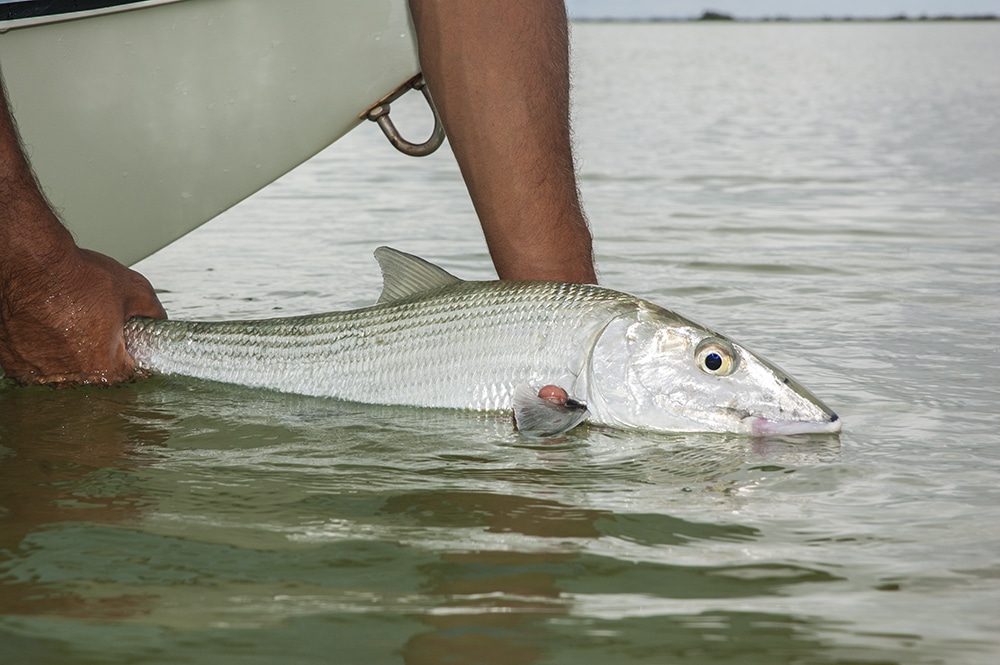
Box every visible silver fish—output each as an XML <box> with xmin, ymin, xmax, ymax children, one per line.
<box><xmin>124</xmin><ymin>247</ymin><xmax>841</xmax><ymax>436</ymax></box>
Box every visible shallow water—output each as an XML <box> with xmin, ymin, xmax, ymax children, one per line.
<box><xmin>3</xmin><ymin>21</ymin><xmax>1000</xmax><ymax>664</ymax></box>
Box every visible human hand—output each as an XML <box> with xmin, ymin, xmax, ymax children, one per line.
<box><xmin>0</xmin><ymin>244</ymin><xmax>167</xmax><ymax>386</ymax></box>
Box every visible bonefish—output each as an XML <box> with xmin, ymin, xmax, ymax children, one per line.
<box><xmin>124</xmin><ymin>248</ymin><xmax>841</xmax><ymax>437</ymax></box>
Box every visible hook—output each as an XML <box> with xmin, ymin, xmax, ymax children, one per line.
<box><xmin>365</xmin><ymin>76</ymin><xmax>445</xmax><ymax>157</ymax></box>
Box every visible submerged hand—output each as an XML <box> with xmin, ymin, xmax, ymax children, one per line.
<box><xmin>0</xmin><ymin>245</ymin><xmax>167</xmax><ymax>386</ymax></box>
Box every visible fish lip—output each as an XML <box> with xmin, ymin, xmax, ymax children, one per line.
<box><xmin>744</xmin><ymin>414</ymin><xmax>842</xmax><ymax>436</ymax></box>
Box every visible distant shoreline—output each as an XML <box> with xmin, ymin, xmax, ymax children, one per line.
<box><xmin>571</xmin><ymin>13</ymin><xmax>999</xmax><ymax>24</ymax></box>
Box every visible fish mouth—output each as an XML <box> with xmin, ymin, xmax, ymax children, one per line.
<box><xmin>744</xmin><ymin>412</ymin><xmax>842</xmax><ymax>436</ymax></box>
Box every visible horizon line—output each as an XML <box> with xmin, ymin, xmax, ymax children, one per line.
<box><xmin>569</xmin><ymin>13</ymin><xmax>999</xmax><ymax>23</ymax></box>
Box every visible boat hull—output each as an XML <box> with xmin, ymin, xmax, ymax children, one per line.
<box><xmin>0</xmin><ymin>0</ymin><xmax>420</xmax><ymax>265</ymax></box>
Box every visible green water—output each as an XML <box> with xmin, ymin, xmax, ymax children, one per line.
<box><xmin>3</xmin><ymin>21</ymin><xmax>999</xmax><ymax>664</ymax></box>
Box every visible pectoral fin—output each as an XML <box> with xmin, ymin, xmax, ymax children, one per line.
<box><xmin>512</xmin><ymin>384</ymin><xmax>590</xmax><ymax>438</ymax></box>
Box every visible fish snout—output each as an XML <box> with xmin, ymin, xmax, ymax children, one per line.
<box><xmin>744</xmin><ymin>411</ymin><xmax>841</xmax><ymax>436</ymax></box>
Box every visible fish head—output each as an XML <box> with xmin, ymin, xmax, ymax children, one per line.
<box><xmin>586</xmin><ymin>306</ymin><xmax>841</xmax><ymax>435</ymax></box>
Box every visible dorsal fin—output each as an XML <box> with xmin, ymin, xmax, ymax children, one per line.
<box><xmin>374</xmin><ymin>246</ymin><xmax>463</xmax><ymax>304</ymax></box>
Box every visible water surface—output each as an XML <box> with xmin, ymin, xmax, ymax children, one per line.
<box><xmin>2</xmin><ymin>21</ymin><xmax>999</xmax><ymax>664</ymax></box>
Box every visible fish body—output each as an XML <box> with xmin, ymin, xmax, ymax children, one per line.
<box><xmin>124</xmin><ymin>248</ymin><xmax>840</xmax><ymax>436</ymax></box>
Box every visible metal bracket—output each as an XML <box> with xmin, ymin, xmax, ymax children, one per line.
<box><xmin>365</xmin><ymin>74</ymin><xmax>445</xmax><ymax>157</ymax></box>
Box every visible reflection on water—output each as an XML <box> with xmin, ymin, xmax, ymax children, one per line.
<box><xmin>2</xmin><ymin>20</ymin><xmax>1000</xmax><ymax>665</ymax></box>
<box><xmin>0</xmin><ymin>377</ymin><xmax>944</xmax><ymax>664</ymax></box>
<box><xmin>1</xmin><ymin>372</ymin><xmax>994</xmax><ymax>662</ymax></box>
<box><xmin>0</xmin><ymin>387</ymin><xmax>168</xmax><ymax>620</ymax></box>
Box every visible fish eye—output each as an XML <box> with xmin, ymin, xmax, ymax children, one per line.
<box><xmin>695</xmin><ymin>338</ymin><xmax>738</xmax><ymax>376</ymax></box>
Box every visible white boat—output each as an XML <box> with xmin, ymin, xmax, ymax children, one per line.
<box><xmin>0</xmin><ymin>0</ymin><xmax>423</xmax><ymax>265</ymax></box>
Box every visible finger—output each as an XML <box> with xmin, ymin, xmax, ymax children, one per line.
<box><xmin>124</xmin><ymin>270</ymin><xmax>167</xmax><ymax>320</ymax></box>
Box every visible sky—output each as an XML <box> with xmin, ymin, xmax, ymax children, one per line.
<box><xmin>565</xmin><ymin>0</ymin><xmax>1000</xmax><ymax>19</ymax></box>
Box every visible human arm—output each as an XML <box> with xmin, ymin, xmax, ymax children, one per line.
<box><xmin>408</xmin><ymin>0</ymin><xmax>597</xmax><ymax>284</ymax></box>
<box><xmin>0</xmin><ymin>71</ymin><xmax>166</xmax><ymax>386</ymax></box>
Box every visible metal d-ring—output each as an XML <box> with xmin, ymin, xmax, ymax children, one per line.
<box><xmin>365</xmin><ymin>75</ymin><xmax>445</xmax><ymax>157</ymax></box>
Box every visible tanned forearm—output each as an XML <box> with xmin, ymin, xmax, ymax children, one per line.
<box><xmin>409</xmin><ymin>0</ymin><xmax>597</xmax><ymax>283</ymax></box>
<box><xmin>0</xmin><ymin>68</ymin><xmax>166</xmax><ymax>386</ymax></box>
<box><xmin>0</xmin><ymin>84</ymin><xmax>76</xmax><ymax>279</ymax></box>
